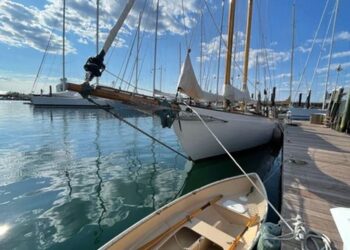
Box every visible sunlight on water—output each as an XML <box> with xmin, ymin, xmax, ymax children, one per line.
<box><xmin>0</xmin><ymin>101</ymin><xmax>281</xmax><ymax>249</ymax></box>
<box><xmin>0</xmin><ymin>224</ymin><xmax>10</xmax><ymax>237</ymax></box>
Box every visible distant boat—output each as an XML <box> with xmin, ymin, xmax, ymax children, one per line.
<box><xmin>30</xmin><ymin>89</ymin><xmax>109</xmax><ymax>107</ymax></box>
<box><xmin>30</xmin><ymin>0</ymin><xmax>108</xmax><ymax>108</ymax></box>
<box><xmin>100</xmin><ymin>173</ymin><xmax>267</xmax><ymax>250</ymax></box>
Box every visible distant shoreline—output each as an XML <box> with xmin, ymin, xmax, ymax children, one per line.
<box><xmin>0</xmin><ymin>94</ymin><xmax>30</xmax><ymax>101</ymax></box>
<box><xmin>0</xmin><ymin>97</ymin><xmax>30</xmax><ymax>101</ymax></box>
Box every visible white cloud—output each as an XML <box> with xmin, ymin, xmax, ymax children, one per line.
<box><xmin>322</xmin><ymin>50</ymin><xmax>350</xmax><ymax>60</ymax></box>
<box><xmin>316</xmin><ymin>62</ymin><xmax>350</xmax><ymax>74</ymax></box>
<box><xmin>0</xmin><ymin>0</ymin><xmax>201</xmax><ymax>54</ymax></box>
<box><xmin>273</xmin><ymin>73</ymin><xmax>291</xmax><ymax>80</ymax></box>
<box><xmin>0</xmin><ymin>0</ymin><xmax>76</xmax><ymax>54</ymax></box>
<box><xmin>336</xmin><ymin>31</ymin><xmax>350</xmax><ymax>41</ymax></box>
<box><xmin>196</xmin><ymin>31</ymin><xmax>289</xmax><ymax>69</ymax></box>
<box><xmin>270</xmin><ymin>41</ymin><xmax>278</xmax><ymax>46</ymax></box>
<box><xmin>296</xmin><ymin>46</ymin><xmax>311</xmax><ymax>54</ymax></box>
<box><xmin>307</xmin><ymin>31</ymin><xmax>350</xmax><ymax>45</ymax></box>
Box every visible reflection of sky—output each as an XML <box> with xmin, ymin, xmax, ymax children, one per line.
<box><xmin>0</xmin><ymin>102</ymin><xmax>187</xmax><ymax>249</ymax></box>
<box><xmin>0</xmin><ymin>102</ymin><xmax>281</xmax><ymax>249</ymax></box>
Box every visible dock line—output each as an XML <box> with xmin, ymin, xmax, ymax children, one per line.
<box><xmin>85</xmin><ymin>97</ymin><xmax>189</xmax><ymax>160</ymax></box>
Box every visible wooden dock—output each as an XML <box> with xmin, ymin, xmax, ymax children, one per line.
<box><xmin>282</xmin><ymin>121</ymin><xmax>350</xmax><ymax>249</ymax></box>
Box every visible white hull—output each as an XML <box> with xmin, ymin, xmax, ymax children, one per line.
<box><xmin>30</xmin><ymin>91</ymin><xmax>109</xmax><ymax>107</ymax></box>
<box><xmin>173</xmin><ymin>105</ymin><xmax>276</xmax><ymax>161</ymax></box>
<box><xmin>289</xmin><ymin>107</ymin><xmax>325</xmax><ymax>120</ymax></box>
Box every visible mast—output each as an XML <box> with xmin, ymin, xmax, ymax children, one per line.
<box><xmin>135</xmin><ymin>12</ymin><xmax>142</xmax><ymax>92</ymax></box>
<box><xmin>152</xmin><ymin>0</ymin><xmax>160</xmax><ymax>96</ymax></box>
<box><xmin>289</xmin><ymin>0</ymin><xmax>296</xmax><ymax>106</ymax></box>
<box><xmin>224</xmin><ymin>0</ymin><xmax>236</xmax><ymax>86</ymax></box>
<box><xmin>96</xmin><ymin>0</ymin><xmax>100</xmax><ymax>85</ymax></box>
<box><xmin>216</xmin><ymin>0</ymin><xmax>225</xmax><ymax>99</ymax></box>
<box><xmin>200</xmin><ymin>10</ymin><xmax>203</xmax><ymax>87</ymax></box>
<box><xmin>62</xmin><ymin>0</ymin><xmax>66</xmax><ymax>83</ymax></box>
<box><xmin>254</xmin><ymin>54</ymin><xmax>258</xmax><ymax>100</ymax></box>
<box><xmin>323</xmin><ymin>0</ymin><xmax>339</xmax><ymax>109</ymax></box>
<box><xmin>179</xmin><ymin>43</ymin><xmax>182</xmax><ymax>75</ymax></box>
<box><xmin>243</xmin><ymin>0</ymin><xmax>254</xmax><ymax>91</ymax></box>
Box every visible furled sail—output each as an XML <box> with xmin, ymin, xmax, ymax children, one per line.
<box><xmin>223</xmin><ymin>84</ymin><xmax>251</xmax><ymax>102</ymax></box>
<box><xmin>177</xmin><ymin>53</ymin><xmax>220</xmax><ymax>102</ymax></box>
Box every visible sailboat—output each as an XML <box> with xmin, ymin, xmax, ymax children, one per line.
<box><xmin>30</xmin><ymin>0</ymin><xmax>109</xmax><ymax>108</ymax></box>
<box><xmin>172</xmin><ymin>0</ymin><xmax>276</xmax><ymax>160</ymax></box>
<box><xmin>65</xmin><ymin>0</ymin><xmax>276</xmax><ymax>161</ymax></box>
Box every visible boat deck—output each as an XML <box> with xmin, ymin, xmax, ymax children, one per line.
<box><xmin>281</xmin><ymin>121</ymin><xmax>350</xmax><ymax>249</ymax></box>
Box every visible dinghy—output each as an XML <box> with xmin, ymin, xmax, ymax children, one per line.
<box><xmin>100</xmin><ymin>173</ymin><xmax>267</xmax><ymax>250</ymax></box>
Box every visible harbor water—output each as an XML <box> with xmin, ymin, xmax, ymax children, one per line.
<box><xmin>0</xmin><ymin>101</ymin><xmax>282</xmax><ymax>249</ymax></box>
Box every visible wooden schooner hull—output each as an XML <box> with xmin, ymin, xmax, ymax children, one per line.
<box><xmin>173</xmin><ymin>105</ymin><xmax>276</xmax><ymax>161</ymax></box>
<box><xmin>100</xmin><ymin>173</ymin><xmax>267</xmax><ymax>250</ymax></box>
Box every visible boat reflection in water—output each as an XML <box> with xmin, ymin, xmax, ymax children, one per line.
<box><xmin>0</xmin><ymin>102</ymin><xmax>281</xmax><ymax>250</ymax></box>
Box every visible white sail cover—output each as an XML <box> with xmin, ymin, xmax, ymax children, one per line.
<box><xmin>223</xmin><ymin>84</ymin><xmax>251</xmax><ymax>102</ymax></box>
<box><xmin>177</xmin><ymin>53</ymin><xmax>220</xmax><ymax>102</ymax></box>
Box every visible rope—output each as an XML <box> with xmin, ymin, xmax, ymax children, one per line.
<box><xmin>85</xmin><ymin>97</ymin><xmax>189</xmax><ymax>160</ymax></box>
<box><xmin>182</xmin><ymin>103</ymin><xmax>294</xmax><ymax>233</ymax></box>
<box><xmin>264</xmin><ymin>216</ymin><xmax>332</xmax><ymax>250</ymax></box>
<box><xmin>183</xmin><ymin>103</ymin><xmax>334</xmax><ymax>249</ymax></box>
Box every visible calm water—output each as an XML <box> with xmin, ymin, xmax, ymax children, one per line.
<box><xmin>0</xmin><ymin>101</ymin><xmax>282</xmax><ymax>250</ymax></box>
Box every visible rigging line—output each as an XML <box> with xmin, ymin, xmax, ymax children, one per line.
<box><xmin>120</xmin><ymin>0</ymin><xmax>148</xmax><ymax>89</ymax></box>
<box><xmin>31</xmin><ymin>31</ymin><xmax>54</xmax><ymax>93</ymax></box>
<box><xmin>85</xmin><ymin>97</ymin><xmax>189</xmax><ymax>160</ymax></box>
<box><xmin>202</xmin><ymin>0</ymin><xmax>255</xmax><ymax>91</ymax></box>
<box><xmin>183</xmin><ymin>102</ymin><xmax>294</xmax><ymax>233</ymax></box>
<box><xmin>216</xmin><ymin>0</ymin><xmax>225</xmax><ymax>99</ymax></box>
<box><xmin>118</xmin><ymin>28</ymin><xmax>138</xmax><ymax>89</ymax></box>
<box><xmin>134</xmin><ymin>0</ymin><xmax>149</xmax><ymax>91</ymax></box>
<box><xmin>293</xmin><ymin>0</ymin><xmax>330</xmax><ymax>101</ymax></box>
<box><xmin>256</xmin><ymin>0</ymin><xmax>272</xmax><ymax>91</ymax></box>
<box><xmin>105</xmin><ymin>68</ymin><xmax>154</xmax><ymax>94</ymax></box>
<box><xmin>309</xmin><ymin>5</ymin><xmax>334</xmax><ymax>93</ymax></box>
<box><xmin>323</xmin><ymin>0</ymin><xmax>339</xmax><ymax>109</ymax></box>
<box><xmin>152</xmin><ymin>0</ymin><xmax>160</xmax><ymax>96</ymax></box>
<box><xmin>181</xmin><ymin>0</ymin><xmax>189</xmax><ymax>49</ymax></box>
<box><xmin>200</xmin><ymin>8</ymin><xmax>203</xmax><ymax>86</ymax></box>
<box><xmin>127</xmin><ymin>31</ymin><xmax>147</xmax><ymax>92</ymax></box>
<box><xmin>202</xmin><ymin>0</ymin><xmax>228</xmax><ymax>49</ymax></box>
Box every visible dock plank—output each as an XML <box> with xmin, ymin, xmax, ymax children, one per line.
<box><xmin>281</xmin><ymin>121</ymin><xmax>350</xmax><ymax>249</ymax></box>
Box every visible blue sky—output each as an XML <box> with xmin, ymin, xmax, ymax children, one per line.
<box><xmin>0</xmin><ymin>0</ymin><xmax>349</xmax><ymax>102</ymax></box>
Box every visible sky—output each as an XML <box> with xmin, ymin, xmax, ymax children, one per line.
<box><xmin>0</xmin><ymin>0</ymin><xmax>349</xmax><ymax>102</ymax></box>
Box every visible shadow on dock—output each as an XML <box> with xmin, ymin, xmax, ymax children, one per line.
<box><xmin>282</xmin><ymin>122</ymin><xmax>350</xmax><ymax>249</ymax></box>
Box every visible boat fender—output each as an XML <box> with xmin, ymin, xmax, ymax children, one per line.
<box><xmin>257</xmin><ymin>223</ymin><xmax>281</xmax><ymax>250</ymax></box>
<box><xmin>257</xmin><ymin>232</ymin><xmax>281</xmax><ymax>250</ymax></box>
<box><xmin>261</xmin><ymin>222</ymin><xmax>282</xmax><ymax>236</ymax></box>
<box><xmin>155</xmin><ymin>109</ymin><xmax>176</xmax><ymax>128</ymax></box>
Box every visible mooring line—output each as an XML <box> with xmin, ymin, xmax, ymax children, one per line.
<box><xmin>85</xmin><ymin>97</ymin><xmax>189</xmax><ymax>160</ymax></box>
<box><xmin>182</xmin><ymin>102</ymin><xmax>294</xmax><ymax>233</ymax></box>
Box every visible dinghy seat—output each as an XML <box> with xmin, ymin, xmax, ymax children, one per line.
<box><xmin>186</xmin><ymin>218</ymin><xmax>235</xmax><ymax>249</ymax></box>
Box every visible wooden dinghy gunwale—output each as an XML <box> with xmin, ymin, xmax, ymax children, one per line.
<box><xmin>100</xmin><ymin>173</ymin><xmax>268</xmax><ymax>250</ymax></box>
